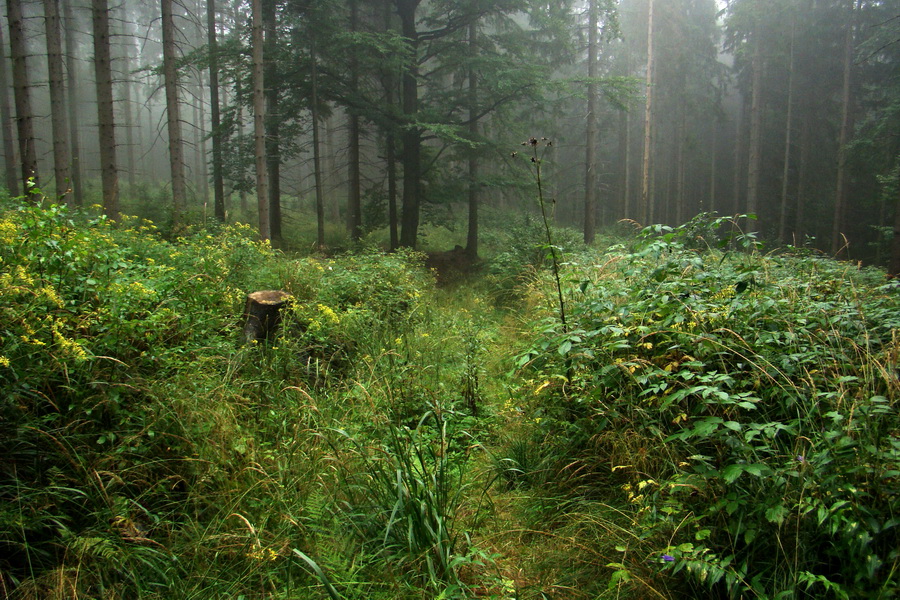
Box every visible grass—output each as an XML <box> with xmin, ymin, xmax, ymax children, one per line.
<box><xmin>1</xmin><ymin>201</ymin><xmax>897</xmax><ymax>599</ymax></box>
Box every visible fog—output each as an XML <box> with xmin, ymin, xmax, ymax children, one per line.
<box><xmin>3</xmin><ymin>0</ymin><xmax>898</xmax><ymax>267</ymax></box>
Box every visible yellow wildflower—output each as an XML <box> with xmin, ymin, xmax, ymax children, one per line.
<box><xmin>15</xmin><ymin>265</ymin><xmax>34</xmax><ymax>286</ymax></box>
<box><xmin>247</xmin><ymin>546</ymin><xmax>279</xmax><ymax>562</ymax></box>
<box><xmin>41</xmin><ymin>286</ymin><xmax>64</xmax><ymax>308</ymax></box>
<box><xmin>317</xmin><ymin>304</ymin><xmax>339</xmax><ymax>325</ymax></box>
<box><xmin>0</xmin><ymin>219</ymin><xmax>17</xmax><ymax>244</ymax></box>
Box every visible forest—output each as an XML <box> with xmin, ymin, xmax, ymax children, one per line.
<box><xmin>0</xmin><ymin>0</ymin><xmax>898</xmax><ymax>264</ymax></box>
<box><xmin>1</xmin><ymin>0</ymin><xmax>899</xmax><ymax>598</ymax></box>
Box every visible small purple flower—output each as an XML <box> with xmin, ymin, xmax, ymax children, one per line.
<box><xmin>796</xmin><ymin>455</ymin><xmax>805</xmax><ymax>463</ymax></box>
<box><xmin>661</xmin><ymin>554</ymin><xmax>675</xmax><ymax>563</ymax></box>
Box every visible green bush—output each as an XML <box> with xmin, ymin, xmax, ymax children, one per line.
<box><xmin>514</xmin><ymin>214</ymin><xmax>900</xmax><ymax>598</ymax></box>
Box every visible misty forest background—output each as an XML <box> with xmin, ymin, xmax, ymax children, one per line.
<box><xmin>2</xmin><ymin>0</ymin><xmax>899</xmax><ymax>265</ymax></box>
<box><xmin>2</xmin><ymin>0</ymin><xmax>900</xmax><ymax>599</ymax></box>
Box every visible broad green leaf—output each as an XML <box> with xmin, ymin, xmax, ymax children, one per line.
<box><xmin>765</xmin><ymin>505</ymin><xmax>789</xmax><ymax>525</ymax></box>
<box><xmin>721</xmin><ymin>464</ymin><xmax>744</xmax><ymax>484</ymax></box>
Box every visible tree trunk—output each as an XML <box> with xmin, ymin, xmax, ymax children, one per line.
<box><xmin>639</xmin><ymin>0</ymin><xmax>654</xmax><ymax>225</ymax></box>
<box><xmin>0</xmin><ymin>18</ymin><xmax>19</xmax><ymax>197</ymax></box>
<box><xmin>733</xmin><ymin>93</ymin><xmax>749</xmax><ymax>216</ymax></box>
<box><xmin>778</xmin><ymin>13</ymin><xmax>796</xmax><ymax>243</ymax></box>
<box><xmin>324</xmin><ymin>115</ymin><xmax>339</xmax><ymax>221</ymax></box>
<box><xmin>162</xmin><ymin>0</ymin><xmax>187</xmax><ymax>225</ymax></box>
<box><xmin>383</xmin><ymin>0</ymin><xmax>399</xmax><ymax>250</ymax></box>
<box><xmin>44</xmin><ymin>0</ymin><xmax>71</xmax><ymax>203</ymax></box>
<box><xmin>465</xmin><ymin>20</ymin><xmax>479</xmax><ymax>257</ymax></box>
<box><xmin>92</xmin><ymin>0</ymin><xmax>118</xmax><ymax>215</ymax></box>
<box><xmin>242</xmin><ymin>290</ymin><xmax>292</xmax><ymax>343</ymax></box>
<box><xmin>122</xmin><ymin>63</ymin><xmax>136</xmax><ymax>195</ymax></box>
<box><xmin>675</xmin><ymin>108</ymin><xmax>686</xmax><ymax>224</ymax></box>
<box><xmin>617</xmin><ymin>108</ymin><xmax>630</xmax><ymax>221</ymax></box>
<box><xmin>251</xmin><ymin>0</ymin><xmax>270</xmax><ymax>240</ymax></box>
<box><xmin>263</xmin><ymin>0</ymin><xmax>281</xmax><ymax>243</ymax></box>
<box><xmin>197</xmin><ymin>77</ymin><xmax>209</xmax><ymax>205</ymax></box>
<box><xmin>397</xmin><ymin>0</ymin><xmax>422</xmax><ymax>248</ymax></box>
<box><xmin>709</xmin><ymin>120</ymin><xmax>717</xmax><ymax>213</ymax></box>
<box><xmin>64</xmin><ymin>0</ymin><xmax>82</xmax><ymax>206</ymax></box>
<box><xmin>207</xmin><ymin>0</ymin><xmax>225</xmax><ymax>221</ymax></box>
<box><xmin>746</xmin><ymin>29</ymin><xmax>763</xmax><ymax>217</ymax></box>
<box><xmin>794</xmin><ymin>112</ymin><xmax>810</xmax><ymax>244</ymax></box>
<box><xmin>7</xmin><ymin>0</ymin><xmax>38</xmax><ymax>198</ymax></box>
<box><xmin>890</xmin><ymin>172</ymin><xmax>900</xmax><ymax>277</ymax></box>
<box><xmin>830</xmin><ymin>0</ymin><xmax>859</xmax><ymax>257</ymax></box>
<box><xmin>310</xmin><ymin>33</ymin><xmax>325</xmax><ymax>249</ymax></box>
<box><xmin>347</xmin><ymin>111</ymin><xmax>361</xmax><ymax>240</ymax></box>
<box><xmin>117</xmin><ymin>14</ymin><xmax>136</xmax><ymax>197</ymax></box>
<box><xmin>346</xmin><ymin>0</ymin><xmax>362</xmax><ymax>242</ymax></box>
<box><xmin>583</xmin><ymin>0</ymin><xmax>598</xmax><ymax>243</ymax></box>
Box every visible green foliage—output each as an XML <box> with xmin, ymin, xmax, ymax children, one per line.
<box><xmin>325</xmin><ymin>407</ymin><xmax>484</xmax><ymax>596</ymax></box>
<box><xmin>6</xmin><ymin>199</ymin><xmax>898</xmax><ymax>599</ymax></box>
<box><xmin>514</xmin><ymin>213</ymin><xmax>900</xmax><ymax>598</ymax></box>
<box><xmin>0</xmin><ymin>198</ymin><xmax>446</xmax><ymax>598</ymax></box>
<box><xmin>484</xmin><ymin>214</ymin><xmax>587</xmax><ymax>304</ymax></box>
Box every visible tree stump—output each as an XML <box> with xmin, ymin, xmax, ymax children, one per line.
<box><xmin>242</xmin><ymin>290</ymin><xmax>292</xmax><ymax>343</ymax></box>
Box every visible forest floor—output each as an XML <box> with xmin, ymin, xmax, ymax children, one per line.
<box><xmin>2</xmin><ymin>201</ymin><xmax>898</xmax><ymax>599</ymax></box>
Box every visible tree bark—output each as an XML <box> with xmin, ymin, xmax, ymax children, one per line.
<box><xmin>196</xmin><ymin>77</ymin><xmax>209</xmax><ymax>205</ymax></box>
<box><xmin>709</xmin><ymin>120</ymin><xmax>717</xmax><ymax>213</ymax></box>
<box><xmin>465</xmin><ymin>20</ymin><xmax>479</xmax><ymax>257</ymax></box>
<box><xmin>732</xmin><ymin>93</ymin><xmax>749</xmax><ymax>216</ymax></box>
<box><xmin>617</xmin><ymin>109</ymin><xmax>630</xmax><ymax>221</ymax></box>
<box><xmin>7</xmin><ymin>0</ymin><xmax>38</xmax><ymax>198</ymax></box>
<box><xmin>251</xmin><ymin>0</ymin><xmax>270</xmax><ymax>240</ymax></box>
<box><xmin>117</xmin><ymin>14</ymin><xmax>136</xmax><ymax>197</ymax></box>
<box><xmin>746</xmin><ymin>28</ymin><xmax>763</xmax><ymax>217</ymax></box>
<box><xmin>794</xmin><ymin>111</ymin><xmax>810</xmax><ymax>244</ymax></box>
<box><xmin>0</xmin><ymin>18</ymin><xmax>19</xmax><ymax>197</ymax></box>
<box><xmin>263</xmin><ymin>0</ymin><xmax>281</xmax><ymax>242</ymax></box>
<box><xmin>383</xmin><ymin>0</ymin><xmax>398</xmax><ymax>250</ymax></box>
<box><xmin>639</xmin><ymin>0</ymin><xmax>654</xmax><ymax>225</ymax></box>
<box><xmin>207</xmin><ymin>0</ymin><xmax>225</xmax><ymax>221</ymax></box>
<box><xmin>310</xmin><ymin>33</ymin><xmax>325</xmax><ymax>249</ymax></box>
<box><xmin>346</xmin><ymin>0</ymin><xmax>362</xmax><ymax>242</ymax></box>
<box><xmin>890</xmin><ymin>172</ymin><xmax>900</xmax><ymax>277</ymax></box>
<box><xmin>675</xmin><ymin>108</ymin><xmax>686</xmax><ymax>224</ymax></box>
<box><xmin>44</xmin><ymin>0</ymin><xmax>71</xmax><ymax>203</ymax></box>
<box><xmin>830</xmin><ymin>0</ymin><xmax>859</xmax><ymax>257</ymax></box>
<box><xmin>397</xmin><ymin>0</ymin><xmax>422</xmax><ymax>248</ymax></box>
<box><xmin>778</xmin><ymin>12</ymin><xmax>796</xmax><ymax>243</ymax></box>
<box><xmin>64</xmin><ymin>0</ymin><xmax>82</xmax><ymax>206</ymax></box>
<box><xmin>583</xmin><ymin>0</ymin><xmax>598</xmax><ymax>243</ymax></box>
<box><xmin>242</xmin><ymin>290</ymin><xmax>292</xmax><ymax>343</ymax></box>
<box><xmin>92</xmin><ymin>0</ymin><xmax>118</xmax><ymax>215</ymax></box>
<box><xmin>162</xmin><ymin>0</ymin><xmax>187</xmax><ymax>225</ymax></box>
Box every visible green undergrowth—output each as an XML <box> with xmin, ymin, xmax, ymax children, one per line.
<box><xmin>1</xmin><ymin>201</ymin><xmax>898</xmax><ymax>599</ymax></box>
<box><xmin>0</xmin><ymin>198</ymin><xmax>502</xmax><ymax>599</ymax></box>
<box><xmin>505</xmin><ymin>213</ymin><xmax>900</xmax><ymax>599</ymax></box>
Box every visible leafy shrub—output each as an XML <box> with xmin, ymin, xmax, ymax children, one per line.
<box><xmin>514</xmin><ymin>214</ymin><xmax>900</xmax><ymax>598</ymax></box>
<box><xmin>0</xmin><ymin>199</ymin><xmax>289</xmax><ymax>596</ymax></box>
<box><xmin>484</xmin><ymin>215</ymin><xmax>587</xmax><ymax>304</ymax></box>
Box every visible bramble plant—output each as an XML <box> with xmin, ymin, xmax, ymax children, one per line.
<box><xmin>513</xmin><ymin>212</ymin><xmax>900</xmax><ymax>598</ymax></box>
